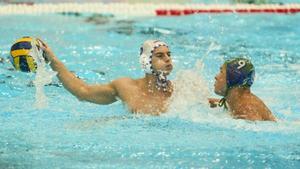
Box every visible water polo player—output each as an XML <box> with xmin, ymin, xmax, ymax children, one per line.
<box><xmin>208</xmin><ymin>58</ymin><xmax>276</xmax><ymax>121</ymax></box>
<box><xmin>40</xmin><ymin>39</ymin><xmax>173</xmax><ymax>114</ymax></box>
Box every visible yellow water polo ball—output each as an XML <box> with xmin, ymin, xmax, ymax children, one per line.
<box><xmin>10</xmin><ymin>36</ymin><xmax>45</xmax><ymax>72</ymax></box>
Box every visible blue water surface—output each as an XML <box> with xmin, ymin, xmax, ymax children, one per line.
<box><xmin>0</xmin><ymin>12</ymin><xmax>300</xmax><ymax>169</ymax></box>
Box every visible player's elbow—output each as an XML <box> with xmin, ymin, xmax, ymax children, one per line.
<box><xmin>75</xmin><ymin>86</ymin><xmax>90</xmax><ymax>101</ymax></box>
<box><xmin>264</xmin><ymin>114</ymin><xmax>277</xmax><ymax>122</ymax></box>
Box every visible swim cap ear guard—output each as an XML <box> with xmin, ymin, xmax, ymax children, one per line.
<box><xmin>139</xmin><ymin>40</ymin><xmax>170</xmax><ymax>91</ymax></box>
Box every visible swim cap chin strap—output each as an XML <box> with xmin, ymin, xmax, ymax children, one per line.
<box><xmin>140</xmin><ymin>40</ymin><xmax>170</xmax><ymax>92</ymax></box>
<box><xmin>218</xmin><ymin>98</ymin><xmax>228</xmax><ymax>109</ymax></box>
<box><xmin>218</xmin><ymin>57</ymin><xmax>255</xmax><ymax>109</ymax></box>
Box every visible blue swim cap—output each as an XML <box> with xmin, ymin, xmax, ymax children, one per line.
<box><xmin>225</xmin><ymin>58</ymin><xmax>255</xmax><ymax>89</ymax></box>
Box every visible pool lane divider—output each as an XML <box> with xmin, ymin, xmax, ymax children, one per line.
<box><xmin>157</xmin><ymin>8</ymin><xmax>300</xmax><ymax>16</ymax></box>
<box><xmin>0</xmin><ymin>3</ymin><xmax>300</xmax><ymax>16</ymax></box>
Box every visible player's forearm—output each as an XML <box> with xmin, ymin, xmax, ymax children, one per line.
<box><xmin>50</xmin><ymin>57</ymin><xmax>118</xmax><ymax>103</ymax></box>
<box><xmin>39</xmin><ymin>39</ymin><xmax>92</xmax><ymax>99</ymax></box>
<box><xmin>39</xmin><ymin>40</ymin><xmax>118</xmax><ymax>104</ymax></box>
<box><xmin>50</xmin><ymin>57</ymin><xmax>88</xmax><ymax>98</ymax></box>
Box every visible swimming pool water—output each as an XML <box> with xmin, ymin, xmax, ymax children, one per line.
<box><xmin>0</xmin><ymin>12</ymin><xmax>300</xmax><ymax>168</ymax></box>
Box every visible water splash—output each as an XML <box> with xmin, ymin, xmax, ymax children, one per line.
<box><xmin>166</xmin><ymin>58</ymin><xmax>232</xmax><ymax>126</ymax></box>
<box><xmin>203</xmin><ymin>41</ymin><xmax>222</xmax><ymax>61</ymax></box>
<box><xmin>167</xmin><ymin>59</ymin><xmax>210</xmax><ymax>117</ymax></box>
<box><xmin>30</xmin><ymin>40</ymin><xmax>57</xmax><ymax>109</ymax></box>
<box><xmin>199</xmin><ymin>40</ymin><xmax>222</xmax><ymax>71</ymax></box>
<box><xmin>166</xmin><ymin>40</ymin><xmax>221</xmax><ymax>118</ymax></box>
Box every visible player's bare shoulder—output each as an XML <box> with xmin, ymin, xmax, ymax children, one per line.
<box><xmin>111</xmin><ymin>77</ymin><xmax>139</xmax><ymax>90</ymax></box>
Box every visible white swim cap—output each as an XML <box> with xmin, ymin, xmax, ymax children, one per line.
<box><xmin>139</xmin><ymin>40</ymin><xmax>168</xmax><ymax>74</ymax></box>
